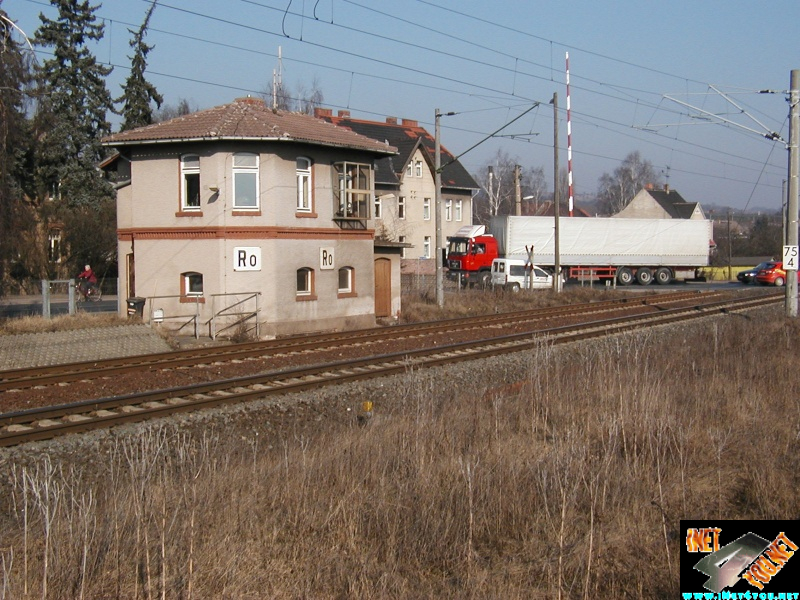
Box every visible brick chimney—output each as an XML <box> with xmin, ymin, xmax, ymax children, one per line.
<box><xmin>313</xmin><ymin>108</ymin><xmax>333</xmax><ymax>118</ymax></box>
<box><xmin>338</xmin><ymin>110</ymin><xmax>351</xmax><ymax>118</ymax></box>
<box><xmin>401</xmin><ymin>118</ymin><xmax>418</xmax><ymax>127</ymax></box>
<box><xmin>386</xmin><ymin>117</ymin><xmax>397</xmax><ymax>125</ymax></box>
<box><xmin>663</xmin><ymin>183</ymin><xmax>670</xmax><ymax>193</ymax></box>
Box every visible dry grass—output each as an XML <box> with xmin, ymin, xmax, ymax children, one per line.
<box><xmin>1</xmin><ymin>292</ymin><xmax>798</xmax><ymax>598</ymax></box>
<box><xmin>401</xmin><ymin>285</ymin><xmax>635</xmax><ymax>323</ymax></box>
<box><xmin>0</xmin><ymin>313</ymin><xmax>133</xmax><ymax>336</ymax></box>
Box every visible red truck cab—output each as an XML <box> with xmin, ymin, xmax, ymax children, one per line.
<box><xmin>446</xmin><ymin>225</ymin><xmax>499</xmax><ymax>286</ymax></box>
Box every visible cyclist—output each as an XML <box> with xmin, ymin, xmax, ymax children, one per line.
<box><xmin>77</xmin><ymin>264</ymin><xmax>98</xmax><ymax>298</ymax></box>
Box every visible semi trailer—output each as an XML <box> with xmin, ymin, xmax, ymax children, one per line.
<box><xmin>446</xmin><ymin>216</ymin><xmax>714</xmax><ymax>286</ymax></box>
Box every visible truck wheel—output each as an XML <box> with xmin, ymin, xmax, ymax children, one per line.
<box><xmin>636</xmin><ymin>267</ymin><xmax>653</xmax><ymax>286</ymax></box>
<box><xmin>655</xmin><ymin>267</ymin><xmax>672</xmax><ymax>285</ymax></box>
<box><xmin>509</xmin><ymin>282</ymin><xmax>521</xmax><ymax>293</ymax></box>
<box><xmin>616</xmin><ymin>267</ymin><xmax>634</xmax><ymax>286</ymax></box>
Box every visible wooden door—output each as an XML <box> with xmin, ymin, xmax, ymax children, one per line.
<box><xmin>374</xmin><ymin>258</ymin><xmax>391</xmax><ymax>317</ymax></box>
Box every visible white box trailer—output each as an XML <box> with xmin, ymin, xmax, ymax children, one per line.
<box><xmin>488</xmin><ymin>216</ymin><xmax>714</xmax><ymax>285</ymax></box>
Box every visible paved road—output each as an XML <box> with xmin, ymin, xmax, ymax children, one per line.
<box><xmin>0</xmin><ymin>296</ymin><xmax>119</xmax><ymax>319</ymax></box>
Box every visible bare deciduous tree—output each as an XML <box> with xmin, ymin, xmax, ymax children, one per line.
<box><xmin>472</xmin><ymin>150</ymin><xmax>547</xmax><ymax>225</ymax></box>
<box><xmin>596</xmin><ymin>151</ymin><xmax>661</xmax><ymax>215</ymax></box>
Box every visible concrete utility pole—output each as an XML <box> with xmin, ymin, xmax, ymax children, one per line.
<box><xmin>514</xmin><ymin>164</ymin><xmax>522</xmax><ymax>216</ymax></box>
<box><xmin>551</xmin><ymin>93</ymin><xmax>562</xmax><ymax>293</ymax></box>
<box><xmin>787</xmin><ymin>70</ymin><xmax>799</xmax><ymax>318</ymax></box>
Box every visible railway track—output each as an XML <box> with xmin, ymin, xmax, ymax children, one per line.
<box><xmin>0</xmin><ymin>291</ymin><xmax>780</xmax><ymax>447</ymax></box>
<box><xmin>0</xmin><ymin>290</ymin><xmax>718</xmax><ymax>392</ymax></box>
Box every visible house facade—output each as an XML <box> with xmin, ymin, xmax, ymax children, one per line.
<box><xmin>614</xmin><ymin>185</ymin><xmax>706</xmax><ymax>220</ymax></box>
<box><xmin>102</xmin><ymin>97</ymin><xmax>399</xmax><ymax>337</ymax></box>
<box><xmin>314</xmin><ymin>110</ymin><xmax>479</xmax><ymax>273</ymax></box>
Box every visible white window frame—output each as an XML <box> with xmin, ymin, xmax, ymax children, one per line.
<box><xmin>423</xmin><ymin>236</ymin><xmax>431</xmax><ymax>259</ymax></box>
<box><xmin>181</xmin><ymin>154</ymin><xmax>201</xmax><ymax>210</ymax></box>
<box><xmin>338</xmin><ymin>266</ymin><xmax>354</xmax><ymax>294</ymax></box>
<box><xmin>296</xmin><ymin>267</ymin><xmax>313</xmax><ymax>296</ymax></box>
<box><xmin>445</xmin><ymin>199</ymin><xmax>452</xmax><ymax>221</ymax></box>
<box><xmin>398</xmin><ymin>196</ymin><xmax>406</xmax><ymax>220</ymax></box>
<box><xmin>233</xmin><ymin>152</ymin><xmax>259</xmax><ymax>210</ymax></box>
<box><xmin>48</xmin><ymin>230</ymin><xmax>62</xmax><ymax>263</ymax></box>
<box><xmin>183</xmin><ymin>271</ymin><xmax>203</xmax><ymax>296</ymax></box>
<box><xmin>399</xmin><ymin>235</ymin><xmax>406</xmax><ymax>259</ymax></box>
<box><xmin>406</xmin><ymin>162</ymin><xmax>413</xmax><ymax>178</ymax></box>
<box><xmin>423</xmin><ymin>197</ymin><xmax>431</xmax><ymax>221</ymax></box>
<box><xmin>415</xmin><ymin>160</ymin><xmax>422</xmax><ymax>177</ymax></box>
<box><xmin>374</xmin><ymin>196</ymin><xmax>382</xmax><ymax>219</ymax></box>
<box><xmin>296</xmin><ymin>157</ymin><xmax>312</xmax><ymax>212</ymax></box>
<box><xmin>455</xmin><ymin>199</ymin><xmax>463</xmax><ymax>222</ymax></box>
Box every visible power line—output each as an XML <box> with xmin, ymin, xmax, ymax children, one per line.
<box><xmin>17</xmin><ymin>0</ymin><xmax>787</xmax><ymax>203</ymax></box>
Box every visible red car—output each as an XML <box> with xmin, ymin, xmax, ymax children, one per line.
<box><xmin>755</xmin><ymin>261</ymin><xmax>786</xmax><ymax>286</ymax></box>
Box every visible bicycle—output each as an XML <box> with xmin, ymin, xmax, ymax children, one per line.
<box><xmin>77</xmin><ymin>279</ymin><xmax>102</xmax><ymax>302</ymax></box>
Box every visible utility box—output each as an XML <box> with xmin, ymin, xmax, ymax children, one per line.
<box><xmin>126</xmin><ymin>296</ymin><xmax>146</xmax><ymax>318</ymax></box>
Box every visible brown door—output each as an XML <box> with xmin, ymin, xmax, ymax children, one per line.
<box><xmin>127</xmin><ymin>252</ymin><xmax>135</xmax><ymax>298</ymax></box>
<box><xmin>374</xmin><ymin>258</ymin><xmax>391</xmax><ymax>317</ymax></box>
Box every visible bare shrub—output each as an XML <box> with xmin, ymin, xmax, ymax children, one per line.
<box><xmin>0</xmin><ymin>313</ymin><xmax>130</xmax><ymax>336</ymax></box>
<box><xmin>0</xmin><ymin>306</ymin><xmax>797</xmax><ymax>597</ymax></box>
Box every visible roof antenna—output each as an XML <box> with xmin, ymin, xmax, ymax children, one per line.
<box><xmin>272</xmin><ymin>46</ymin><xmax>283</xmax><ymax>111</ymax></box>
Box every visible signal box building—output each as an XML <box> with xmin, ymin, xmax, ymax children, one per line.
<box><xmin>102</xmin><ymin>97</ymin><xmax>399</xmax><ymax>337</ymax></box>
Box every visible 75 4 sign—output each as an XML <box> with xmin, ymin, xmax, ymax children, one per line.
<box><xmin>783</xmin><ymin>245</ymin><xmax>798</xmax><ymax>271</ymax></box>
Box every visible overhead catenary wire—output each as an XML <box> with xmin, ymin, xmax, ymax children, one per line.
<box><xmin>16</xmin><ymin>0</ymin><xmax>789</xmax><ymax>204</ymax></box>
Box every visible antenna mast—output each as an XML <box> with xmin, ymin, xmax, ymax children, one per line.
<box><xmin>272</xmin><ymin>46</ymin><xmax>283</xmax><ymax>110</ymax></box>
<box><xmin>565</xmin><ymin>52</ymin><xmax>574</xmax><ymax>217</ymax></box>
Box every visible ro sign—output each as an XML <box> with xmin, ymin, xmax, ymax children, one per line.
<box><xmin>233</xmin><ymin>247</ymin><xmax>261</xmax><ymax>271</ymax></box>
<box><xmin>320</xmin><ymin>247</ymin><xmax>335</xmax><ymax>270</ymax></box>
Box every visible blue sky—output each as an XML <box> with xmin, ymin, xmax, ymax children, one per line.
<box><xmin>6</xmin><ymin>0</ymin><xmax>799</xmax><ymax>212</ymax></box>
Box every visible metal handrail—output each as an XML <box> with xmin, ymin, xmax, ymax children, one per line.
<box><xmin>146</xmin><ymin>294</ymin><xmax>201</xmax><ymax>338</ymax></box>
<box><xmin>209</xmin><ymin>292</ymin><xmax>260</xmax><ymax>340</ymax></box>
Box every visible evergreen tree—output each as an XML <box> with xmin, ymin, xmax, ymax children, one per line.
<box><xmin>32</xmin><ymin>0</ymin><xmax>114</xmax><ymax>208</ymax></box>
<box><xmin>0</xmin><ymin>6</ymin><xmax>38</xmax><ymax>294</ymax></box>
<box><xmin>117</xmin><ymin>1</ymin><xmax>163</xmax><ymax>131</ymax></box>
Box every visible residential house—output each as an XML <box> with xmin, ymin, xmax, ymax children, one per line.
<box><xmin>614</xmin><ymin>184</ymin><xmax>706</xmax><ymax>219</ymax></box>
<box><xmin>102</xmin><ymin>97</ymin><xmax>400</xmax><ymax>337</ymax></box>
<box><xmin>314</xmin><ymin>109</ymin><xmax>479</xmax><ymax>274</ymax></box>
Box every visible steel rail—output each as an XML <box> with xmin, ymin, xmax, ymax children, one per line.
<box><xmin>0</xmin><ymin>293</ymin><xmax>779</xmax><ymax>447</ymax></box>
<box><xmin>0</xmin><ymin>290</ymin><xmax>714</xmax><ymax>391</ymax></box>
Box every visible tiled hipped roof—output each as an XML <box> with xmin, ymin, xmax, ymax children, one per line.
<box><xmin>102</xmin><ymin>97</ymin><xmax>397</xmax><ymax>156</ymax></box>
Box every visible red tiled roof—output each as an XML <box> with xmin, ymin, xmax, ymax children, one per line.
<box><xmin>102</xmin><ymin>97</ymin><xmax>397</xmax><ymax>155</ymax></box>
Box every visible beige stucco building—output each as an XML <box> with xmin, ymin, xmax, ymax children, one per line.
<box><xmin>314</xmin><ymin>110</ymin><xmax>479</xmax><ymax>273</ymax></box>
<box><xmin>102</xmin><ymin>97</ymin><xmax>399</xmax><ymax>338</ymax></box>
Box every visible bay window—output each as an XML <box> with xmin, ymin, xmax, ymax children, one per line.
<box><xmin>333</xmin><ymin>162</ymin><xmax>372</xmax><ymax>219</ymax></box>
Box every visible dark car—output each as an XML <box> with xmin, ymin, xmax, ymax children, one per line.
<box><xmin>755</xmin><ymin>261</ymin><xmax>786</xmax><ymax>286</ymax></box>
<box><xmin>737</xmin><ymin>262</ymin><xmax>771</xmax><ymax>285</ymax></box>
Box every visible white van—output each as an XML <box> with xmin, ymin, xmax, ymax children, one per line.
<box><xmin>491</xmin><ymin>258</ymin><xmax>554</xmax><ymax>291</ymax></box>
